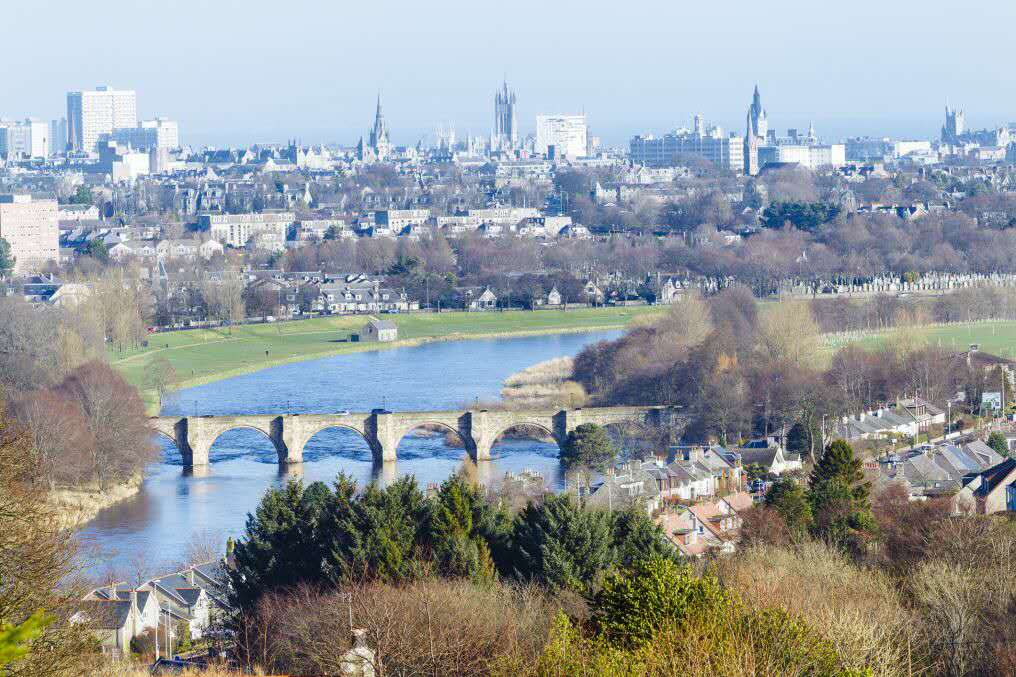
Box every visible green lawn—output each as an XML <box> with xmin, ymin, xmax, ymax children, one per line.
<box><xmin>113</xmin><ymin>306</ymin><xmax>666</xmax><ymax>410</ymax></box>
<box><xmin>824</xmin><ymin>320</ymin><xmax>1016</xmax><ymax>360</ymax></box>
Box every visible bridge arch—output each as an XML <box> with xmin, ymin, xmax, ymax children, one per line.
<box><xmin>300</xmin><ymin>423</ymin><xmax>379</xmax><ymax>462</ymax></box>
<box><xmin>205</xmin><ymin>424</ymin><xmax>285</xmax><ymax>464</ymax></box>
<box><xmin>394</xmin><ymin>420</ymin><xmax>472</xmax><ymax>460</ymax></box>
<box><xmin>485</xmin><ymin>421</ymin><xmax>564</xmax><ymax>463</ymax></box>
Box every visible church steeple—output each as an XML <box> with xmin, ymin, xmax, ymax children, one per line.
<box><xmin>365</xmin><ymin>90</ymin><xmax>391</xmax><ymax>161</ymax></box>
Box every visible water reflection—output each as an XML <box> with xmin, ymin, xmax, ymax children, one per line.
<box><xmin>78</xmin><ymin>330</ymin><xmax>620</xmax><ymax>570</ymax></box>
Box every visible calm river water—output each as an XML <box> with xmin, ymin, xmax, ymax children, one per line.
<box><xmin>77</xmin><ymin>330</ymin><xmax>620</xmax><ymax>572</ymax></box>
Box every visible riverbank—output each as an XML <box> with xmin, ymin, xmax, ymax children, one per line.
<box><xmin>49</xmin><ymin>475</ymin><xmax>143</xmax><ymax>530</ymax></box>
<box><xmin>110</xmin><ymin>307</ymin><xmax>665</xmax><ymax>412</ymax></box>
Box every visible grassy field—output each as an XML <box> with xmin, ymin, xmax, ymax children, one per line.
<box><xmin>823</xmin><ymin>319</ymin><xmax>1016</xmax><ymax>359</ymax></box>
<box><xmin>112</xmin><ymin>306</ymin><xmax>667</xmax><ymax>410</ymax></box>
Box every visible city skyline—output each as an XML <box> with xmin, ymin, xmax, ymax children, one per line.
<box><xmin>5</xmin><ymin>0</ymin><xmax>1016</xmax><ymax>147</ymax></box>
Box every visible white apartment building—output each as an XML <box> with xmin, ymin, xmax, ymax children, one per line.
<box><xmin>374</xmin><ymin>209</ymin><xmax>430</xmax><ymax>231</ymax></box>
<box><xmin>630</xmin><ymin>127</ymin><xmax>745</xmax><ymax>172</ymax></box>
<box><xmin>536</xmin><ymin>114</ymin><xmax>588</xmax><ymax>159</ymax></box>
<box><xmin>465</xmin><ymin>207</ymin><xmax>541</xmax><ymax>225</ymax></box>
<box><xmin>758</xmin><ymin>143</ymin><xmax>846</xmax><ymax>169</ymax></box>
<box><xmin>0</xmin><ymin>195</ymin><xmax>59</xmax><ymax>273</ymax></box>
<box><xmin>201</xmin><ymin>211</ymin><xmax>295</xmax><ymax>248</ymax></box>
<box><xmin>67</xmin><ymin>86</ymin><xmax>138</xmax><ymax>153</ymax></box>
<box><xmin>112</xmin><ymin>118</ymin><xmax>179</xmax><ymax>150</ymax></box>
<box><xmin>0</xmin><ymin>119</ymin><xmax>49</xmax><ymax>159</ymax></box>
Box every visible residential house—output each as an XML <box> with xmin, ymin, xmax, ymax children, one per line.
<box><xmin>585</xmin><ymin>463</ymin><xmax>663</xmax><ymax>515</ymax></box>
<box><xmin>156</xmin><ymin>239</ymin><xmax>200</xmax><ymax>261</ymax></box>
<box><xmin>657</xmin><ymin>491</ymin><xmax>754</xmax><ymax>558</ymax></box>
<box><xmin>109</xmin><ymin>240</ymin><xmax>158</xmax><ymax>262</ymax></box>
<box><xmin>76</xmin><ymin>586</ymin><xmax>160</xmax><ymax>655</ymax></box>
<box><xmin>77</xmin><ymin>561</ymin><xmax>228</xmax><ymax>654</ymax></box>
<box><xmin>955</xmin><ymin>457</ymin><xmax>1016</xmax><ymax>514</ymax></box>
<box><xmin>583</xmin><ymin>280</ymin><xmax>604</xmax><ymax>305</ymax></box>
<box><xmin>198</xmin><ymin>239</ymin><xmax>224</xmax><ymax>260</ymax></box>
<box><xmin>456</xmin><ymin>286</ymin><xmax>498</xmax><ymax>311</ymax></box>
<box><xmin>546</xmin><ymin>286</ymin><xmax>562</xmax><ymax>306</ymax></box>
<box><xmin>669</xmin><ymin>445</ymin><xmax>744</xmax><ymax>497</ymax></box>
<box><xmin>143</xmin><ymin>561</ymin><xmax>229</xmax><ymax>641</ymax></box>
<box><xmin>735</xmin><ymin>440</ymin><xmax>803</xmax><ymax>476</ymax></box>
<box><xmin>880</xmin><ymin>440</ymin><xmax>1005</xmax><ymax>499</ymax></box>
<box><xmin>317</xmin><ymin>275</ymin><xmax>414</xmax><ymax>314</ymax></box>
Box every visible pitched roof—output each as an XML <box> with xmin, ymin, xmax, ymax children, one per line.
<box><xmin>78</xmin><ymin>600</ymin><xmax>131</xmax><ymax>630</ymax></box>
<box><xmin>972</xmin><ymin>457</ymin><xmax>1016</xmax><ymax>497</ymax></box>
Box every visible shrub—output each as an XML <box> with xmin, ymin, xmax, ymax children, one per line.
<box><xmin>716</xmin><ymin>542</ymin><xmax>918</xmax><ymax>676</ymax></box>
<box><xmin>593</xmin><ymin>555</ymin><xmax>727</xmax><ymax>646</ymax></box>
<box><xmin>244</xmin><ymin>579</ymin><xmax>555</xmax><ymax>676</ymax></box>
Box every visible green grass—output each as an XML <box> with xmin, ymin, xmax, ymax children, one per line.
<box><xmin>823</xmin><ymin>320</ymin><xmax>1016</xmax><ymax>359</ymax></box>
<box><xmin>112</xmin><ymin>306</ymin><xmax>667</xmax><ymax>411</ymax></box>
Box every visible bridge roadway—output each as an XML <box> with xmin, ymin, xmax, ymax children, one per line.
<box><xmin>149</xmin><ymin>406</ymin><xmax>677</xmax><ymax>467</ymax></box>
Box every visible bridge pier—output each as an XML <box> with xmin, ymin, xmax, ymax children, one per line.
<box><xmin>367</xmin><ymin>412</ymin><xmax>399</xmax><ymax>464</ymax></box>
<box><xmin>467</xmin><ymin>411</ymin><xmax>492</xmax><ymax>462</ymax></box>
<box><xmin>181</xmin><ymin>417</ymin><xmax>211</xmax><ymax>467</ymax></box>
<box><xmin>272</xmin><ymin>415</ymin><xmax>304</xmax><ymax>464</ymax></box>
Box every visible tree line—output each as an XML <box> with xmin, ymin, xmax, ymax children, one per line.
<box><xmin>572</xmin><ymin>288</ymin><xmax>1007</xmax><ymax>452</ymax></box>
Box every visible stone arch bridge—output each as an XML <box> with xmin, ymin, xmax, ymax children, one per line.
<box><xmin>149</xmin><ymin>407</ymin><xmax>678</xmax><ymax>467</ymax></box>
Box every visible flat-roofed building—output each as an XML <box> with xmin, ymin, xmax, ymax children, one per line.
<box><xmin>112</xmin><ymin>118</ymin><xmax>179</xmax><ymax>150</ymax></box>
<box><xmin>536</xmin><ymin>114</ymin><xmax>588</xmax><ymax>159</ymax></box>
<box><xmin>201</xmin><ymin>211</ymin><xmax>295</xmax><ymax>248</ymax></box>
<box><xmin>67</xmin><ymin>86</ymin><xmax>137</xmax><ymax>153</ymax></box>
<box><xmin>374</xmin><ymin>209</ymin><xmax>430</xmax><ymax>231</ymax></box>
<box><xmin>0</xmin><ymin>195</ymin><xmax>59</xmax><ymax>273</ymax></box>
<box><xmin>630</xmin><ymin>122</ymin><xmax>744</xmax><ymax>173</ymax></box>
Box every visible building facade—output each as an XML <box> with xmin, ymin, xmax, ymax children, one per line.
<box><xmin>112</xmin><ymin>118</ymin><xmax>179</xmax><ymax>150</ymax></box>
<box><xmin>201</xmin><ymin>211</ymin><xmax>295</xmax><ymax>248</ymax></box>
<box><xmin>536</xmin><ymin>114</ymin><xmax>587</xmax><ymax>159</ymax></box>
<box><xmin>630</xmin><ymin>124</ymin><xmax>744</xmax><ymax>173</ymax></box>
<box><xmin>67</xmin><ymin>86</ymin><xmax>138</xmax><ymax>153</ymax></box>
<box><xmin>0</xmin><ymin>195</ymin><xmax>59</xmax><ymax>273</ymax></box>
<box><xmin>0</xmin><ymin>119</ymin><xmax>49</xmax><ymax>159</ymax></box>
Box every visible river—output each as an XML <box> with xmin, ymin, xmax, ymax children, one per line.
<box><xmin>76</xmin><ymin>330</ymin><xmax>620</xmax><ymax>573</ymax></box>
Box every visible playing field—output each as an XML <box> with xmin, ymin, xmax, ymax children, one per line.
<box><xmin>824</xmin><ymin>320</ymin><xmax>1016</xmax><ymax>360</ymax></box>
<box><xmin>112</xmin><ymin>306</ymin><xmax>667</xmax><ymax>409</ymax></box>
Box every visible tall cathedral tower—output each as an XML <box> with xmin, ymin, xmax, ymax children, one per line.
<box><xmin>748</xmin><ymin>84</ymin><xmax>768</xmax><ymax>139</ymax></box>
<box><xmin>942</xmin><ymin>104</ymin><xmax>965</xmax><ymax>144</ymax></box>
<box><xmin>493</xmin><ymin>80</ymin><xmax>518</xmax><ymax>151</ymax></box>
<box><xmin>366</xmin><ymin>92</ymin><xmax>392</xmax><ymax>161</ymax></box>
<box><xmin>743</xmin><ymin>85</ymin><xmax>767</xmax><ymax>175</ymax></box>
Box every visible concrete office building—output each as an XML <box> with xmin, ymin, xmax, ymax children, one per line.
<box><xmin>201</xmin><ymin>212</ymin><xmax>295</xmax><ymax>248</ymax></box>
<box><xmin>67</xmin><ymin>86</ymin><xmax>137</xmax><ymax>153</ymax></box>
<box><xmin>0</xmin><ymin>120</ymin><xmax>49</xmax><ymax>159</ymax></box>
<box><xmin>535</xmin><ymin>114</ymin><xmax>587</xmax><ymax>159</ymax></box>
<box><xmin>757</xmin><ymin>143</ymin><xmax>846</xmax><ymax>169</ymax></box>
<box><xmin>630</xmin><ymin>119</ymin><xmax>744</xmax><ymax>172</ymax></box>
<box><xmin>112</xmin><ymin>118</ymin><xmax>179</xmax><ymax>150</ymax></box>
<box><xmin>0</xmin><ymin>195</ymin><xmax>59</xmax><ymax>273</ymax></box>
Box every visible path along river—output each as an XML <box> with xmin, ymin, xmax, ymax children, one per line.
<box><xmin>77</xmin><ymin>330</ymin><xmax>620</xmax><ymax>572</ymax></box>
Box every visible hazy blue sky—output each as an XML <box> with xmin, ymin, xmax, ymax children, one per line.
<box><xmin>6</xmin><ymin>1</ymin><xmax>1016</xmax><ymax>147</ymax></box>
